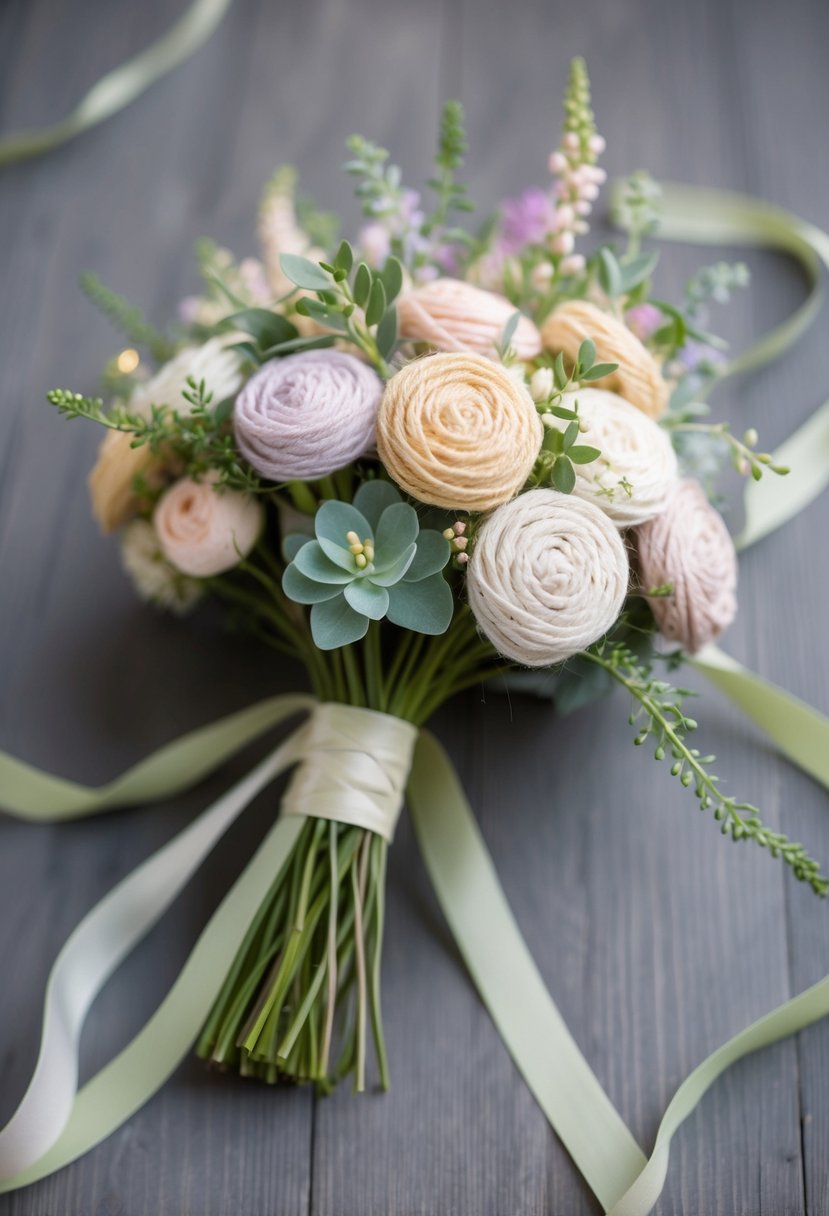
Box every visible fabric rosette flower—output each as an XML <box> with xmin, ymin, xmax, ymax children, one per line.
<box><xmin>120</xmin><ymin>519</ymin><xmax>204</xmax><ymax>615</ymax></box>
<box><xmin>396</xmin><ymin>278</ymin><xmax>542</xmax><ymax>360</ymax></box>
<box><xmin>233</xmin><ymin>349</ymin><xmax>383</xmax><ymax>482</ymax></box>
<box><xmin>551</xmin><ymin>387</ymin><xmax>678</xmax><ymax>526</ymax></box>
<box><xmin>154</xmin><ymin>474</ymin><xmax>264</xmax><ymax>578</ymax></box>
<box><xmin>376</xmin><ymin>352</ymin><xmax>543</xmax><ymax>511</ymax></box>
<box><xmin>88</xmin><ymin>338</ymin><xmax>245</xmax><ymax>533</ymax></box>
<box><xmin>467</xmin><ymin>488</ymin><xmax>629</xmax><ymax>667</ymax></box>
<box><xmin>634</xmin><ymin>478</ymin><xmax>737</xmax><ymax>652</ymax></box>
<box><xmin>541</xmin><ymin>299</ymin><xmax>669</xmax><ymax>419</ymax></box>
<box><xmin>282</xmin><ymin>481</ymin><xmax>453</xmax><ymax>649</ymax></box>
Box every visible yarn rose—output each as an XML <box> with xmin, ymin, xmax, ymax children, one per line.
<box><xmin>154</xmin><ymin>475</ymin><xmax>264</xmax><ymax>578</ymax></box>
<box><xmin>557</xmin><ymin>387</ymin><xmax>678</xmax><ymax>526</ymax></box>
<box><xmin>376</xmin><ymin>352</ymin><xmax>543</xmax><ymax>511</ymax></box>
<box><xmin>396</xmin><ymin>278</ymin><xmax>542</xmax><ymax>360</ymax></box>
<box><xmin>88</xmin><ymin>338</ymin><xmax>245</xmax><ymax>533</ymax></box>
<box><xmin>233</xmin><ymin>349</ymin><xmax>383</xmax><ymax>482</ymax></box>
<box><xmin>540</xmin><ymin>299</ymin><xmax>669</xmax><ymax>419</ymax></box>
<box><xmin>634</xmin><ymin>478</ymin><xmax>737</xmax><ymax>653</ymax></box>
<box><xmin>467</xmin><ymin>488</ymin><xmax>629</xmax><ymax>667</ymax></box>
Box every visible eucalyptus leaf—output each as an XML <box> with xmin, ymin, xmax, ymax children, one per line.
<box><xmin>221</xmin><ymin>308</ymin><xmax>298</xmax><ymax>349</ymax></box>
<box><xmin>553</xmin><ymin>351</ymin><xmax>569</xmax><ymax>390</ymax></box>
<box><xmin>404</xmin><ymin>529</ymin><xmax>451</xmax><ymax>582</ymax></box>
<box><xmin>344</xmin><ymin>579</ymin><xmax>390</xmax><ymax>620</ymax></box>
<box><xmin>315</xmin><ymin>500</ymin><xmax>372</xmax><ymax>549</ymax></box>
<box><xmin>376</xmin><ymin>306</ymin><xmax>398</xmax><ymax>360</ymax></box>
<box><xmin>552</xmin><ymin>456</ymin><xmax>576</xmax><ymax>493</ymax></box>
<box><xmin>568</xmin><ymin>444</ymin><xmax>602</xmax><ymax>465</ymax></box>
<box><xmin>365</xmin><ymin>277</ymin><xmax>387</xmax><ymax>327</ymax></box>
<box><xmin>597</xmin><ymin>248</ymin><xmax>623</xmax><ymax>299</ymax></box>
<box><xmin>353</xmin><ymin>263</ymin><xmax>371</xmax><ymax>309</ymax></box>
<box><xmin>370</xmin><ymin>542</ymin><xmax>417</xmax><ymax>586</ymax></box>
<box><xmin>386</xmin><ymin>572</ymin><xmax>454</xmax><ymax>634</ymax></box>
<box><xmin>293</xmin><ymin>540</ymin><xmax>354</xmax><ymax>584</ymax></box>
<box><xmin>282</xmin><ymin>533</ymin><xmax>308</xmax><ymax>561</ymax></box>
<box><xmin>620</xmin><ymin>250</ymin><xmax>659</xmax><ymax>292</ymax></box>
<box><xmin>260</xmin><ymin>335</ymin><xmax>337</xmax><ymax>357</ymax></box>
<box><xmin>374</xmin><ymin>502</ymin><xmax>419</xmax><ymax>566</ymax></box>
<box><xmin>563</xmin><ymin>420</ymin><xmax>580</xmax><ymax>449</ymax></box>
<box><xmin>282</xmin><ymin>563</ymin><xmax>344</xmax><ymax>605</ymax></box>
<box><xmin>380</xmin><ymin>256</ymin><xmax>404</xmax><ymax>304</ymax></box>
<box><xmin>581</xmin><ymin>361</ymin><xmax>619</xmax><ymax>381</ymax></box>
<box><xmin>352</xmin><ymin>479</ymin><xmax>401</xmax><ymax>530</ymax></box>
<box><xmin>501</xmin><ymin>310</ymin><xmax>520</xmax><ymax>350</ymax></box>
<box><xmin>335</xmin><ymin>240</ymin><xmax>354</xmax><ymax>273</ymax></box>
<box><xmin>577</xmin><ymin>337</ymin><xmax>596</xmax><ymax>371</ymax></box>
<box><xmin>310</xmin><ymin>596</ymin><xmax>369</xmax><ymax>649</ymax></box>
<box><xmin>279</xmin><ymin>254</ymin><xmax>333</xmax><ymax>293</ymax></box>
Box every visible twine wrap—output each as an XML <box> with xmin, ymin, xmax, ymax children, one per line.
<box><xmin>540</xmin><ymin>300</ymin><xmax>669</xmax><ymax>419</ymax></box>
<box><xmin>467</xmin><ymin>488</ymin><xmax>629</xmax><ymax>667</ymax></box>
<box><xmin>233</xmin><ymin>349</ymin><xmax>383</xmax><ymax>482</ymax></box>
<box><xmin>397</xmin><ymin>278</ymin><xmax>542</xmax><ymax>360</ymax></box>
<box><xmin>154</xmin><ymin>475</ymin><xmax>263</xmax><ymax>578</ymax></box>
<box><xmin>376</xmin><ymin>353</ymin><xmax>543</xmax><ymax>511</ymax></box>
<box><xmin>561</xmin><ymin>387</ymin><xmax>678</xmax><ymax>526</ymax></box>
<box><xmin>282</xmin><ymin>703</ymin><xmax>418</xmax><ymax>842</ymax></box>
<box><xmin>635</xmin><ymin>478</ymin><xmax>738</xmax><ymax>653</ymax></box>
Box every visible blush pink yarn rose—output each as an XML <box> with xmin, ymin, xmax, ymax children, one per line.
<box><xmin>233</xmin><ymin>350</ymin><xmax>383</xmax><ymax>482</ymax></box>
<box><xmin>154</xmin><ymin>475</ymin><xmax>264</xmax><ymax>578</ymax></box>
<box><xmin>634</xmin><ymin>478</ymin><xmax>738</xmax><ymax>653</ymax></box>
<box><xmin>396</xmin><ymin>278</ymin><xmax>542</xmax><ymax>360</ymax></box>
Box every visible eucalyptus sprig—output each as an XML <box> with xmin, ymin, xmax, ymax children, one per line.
<box><xmin>422</xmin><ymin>100</ymin><xmax>474</xmax><ymax>236</ymax></box>
<box><xmin>584</xmin><ymin>639</ymin><xmax>827</xmax><ymax>895</ymax></box>
<box><xmin>80</xmin><ymin>271</ymin><xmax>175</xmax><ymax>364</ymax></box>
<box><xmin>530</xmin><ymin>337</ymin><xmax>615</xmax><ymax>492</ymax></box>
<box><xmin>663</xmin><ymin>418</ymin><xmax>789</xmax><ymax>480</ymax></box>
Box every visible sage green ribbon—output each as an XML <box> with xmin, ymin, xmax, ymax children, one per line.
<box><xmin>0</xmin><ymin>0</ymin><xmax>232</xmax><ymax>168</ymax></box>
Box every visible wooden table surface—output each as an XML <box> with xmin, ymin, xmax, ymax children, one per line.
<box><xmin>1</xmin><ymin>1</ymin><xmax>828</xmax><ymax>1212</ymax></box>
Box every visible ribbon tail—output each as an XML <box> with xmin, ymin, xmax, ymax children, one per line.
<box><xmin>407</xmin><ymin>731</ymin><xmax>647</xmax><ymax>1212</ymax></box>
<box><xmin>0</xmin><ymin>725</ymin><xmax>309</xmax><ymax>1190</ymax></box>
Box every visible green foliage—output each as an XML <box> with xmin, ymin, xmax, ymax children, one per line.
<box><xmin>530</xmin><ymin>337</ymin><xmax>613</xmax><ymax>492</ymax></box>
<box><xmin>586</xmin><ymin>639</ymin><xmax>828</xmax><ymax>895</ymax></box>
<box><xmin>80</xmin><ymin>272</ymin><xmax>175</xmax><ymax>363</ymax></box>
<box><xmin>282</xmin><ymin>482</ymin><xmax>453</xmax><ymax>649</ymax></box>
<box><xmin>612</xmin><ymin>171</ymin><xmax>663</xmax><ymax>256</ymax></box>
<box><xmin>563</xmin><ymin>57</ymin><xmax>598</xmax><ymax>160</ymax></box>
<box><xmin>422</xmin><ymin>100</ymin><xmax>474</xmax><ymax>234</ymax></box>
<box><xmin>685</xmin><ymin>260</ymin><xmax>750</xmax><ymax>318</ymax></box>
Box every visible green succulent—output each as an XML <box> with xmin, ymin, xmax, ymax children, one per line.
<box><xmin>282</xmin><ymin>480</ymin><xmax>453</xmax><ymax>649</ymax></box>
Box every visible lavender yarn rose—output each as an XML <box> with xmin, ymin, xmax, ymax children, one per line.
<box><xmin>233</xmin><ymin>349</ymin><xmax>383</xmax><ymax>482</ymax></box>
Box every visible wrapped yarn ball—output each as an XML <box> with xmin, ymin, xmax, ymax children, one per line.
<box><xmin>540</xmin><ymin>299</ymin><xmax>669</xmax><ymax>419</ymax></box>
<box><xmin>558</xmin><ymin>387</ymin><xmax>678</xmax><ymax>527</ymax></box>
<box><xmin>634</xmin><ymin>478</ymin><xmax>737</xmax><ymax>653</ymax></box>
<box><xmin>233</xmin><ymin>349</ymin><xmax>383</xmax><ymax>482</ymax></box>
<box><xmin>88</xmin><ymin>338</ymin><xmax>244</xmax><ymax>533</ymax></box>
<box><xmin>467</xmin><ymin>488</ymin><xmax>629</xmax><ymax>667</ymax></box>
<box><xmin>396</xmin><ymin>278</ymin><xmax>542</xmax><ymax>361</ymax></box>
<box><xmin>376</xmin><ymin>353</ymin><xmax>543</xmax><ymax>511</ymax></box>
<box><xmin>154</xmin><ymin>475</ymin><xmax>264</xmax><ymax>578</ymax></box>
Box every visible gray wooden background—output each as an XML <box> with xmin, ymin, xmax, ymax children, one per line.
<box><xmin>1</xmin><ymin>0</ymin><xmax>828</xmax><ymax>1212</ymax></box>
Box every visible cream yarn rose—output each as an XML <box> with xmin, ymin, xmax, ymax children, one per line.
<box><xmin>558</xmin><ymin>387</ymin><xmax>678</xmax><ymax>527</ymax></box>
<box><xmin>540</xmin><ymin>299</ymin><xmax>669</xmax><ymax>419</ymax></box>
<box><xmin>467</xmin><ymin>488</ymin><xmax>629</xmax><ymax>667</ymax></box>
<box><xmin>154</xmin><ymin>475</ymin><xmax>264</xmax><ymax>578</ymax></box>
<box><xmin>88</xmin><ymin>339</ymin><xmax>245</xmax><ymax>533</ymax></box>
<box><xmin>397</xmin><ymin>278</ymin><xmax>542</xmax><ymax>360</ymax></box>
<box><xmin>233</xmin><ymin>349</ymin><xmax>383</xmax><ymax>482</ymax></box>
<box><xmin>376</xmin><ymin>353</ymin><xmax>543</xmax><ymax>511</ymax></box>
<box><xmin>634</xmin><ymin>478</ymin><xmax>737</xmax><ymax>653</ymax></box>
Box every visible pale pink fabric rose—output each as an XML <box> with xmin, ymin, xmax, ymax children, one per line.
<box><xmin>396</xmin><ymin>278</ymin><xmax>542</xmax><ymax>361</ymax></box>
<box><xmin>154</xmin><ymin>476</ymin><xmax>263</xmax><ymax>577</ymax></box>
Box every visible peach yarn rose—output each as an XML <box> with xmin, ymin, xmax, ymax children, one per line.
<box><xmin>634</xmin><ymin>478</ymin><xmax>738</xmax><ymax>653</ymax></box>
<box><xmin>154</xmin><ymin>475</ymin><xmax>264</xmax><ymax>578</ymax></box>
<box><xmin>396</xmin><ymin>278</ymin><xmax>542</xmax><ymax>360</ymax></box>
<box><xmin>376</xmin><ymin>352</ymin><xmax>543</xmax><ymax>511</ymax></box>
<box><xmin>540</xmin><ymin>299</ymin><xmax>669</xmax><ymax>419</ymax></box>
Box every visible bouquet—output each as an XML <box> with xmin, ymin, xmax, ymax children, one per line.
<box><xmin>3</xmin><ymin>57</ymin><xmax>829</xmax><ymax>1215</ymax></box>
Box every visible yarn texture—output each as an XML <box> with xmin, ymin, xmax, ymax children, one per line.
<box><xmin>233</xmin><ymin>349</ymin><xmax>383</xmax><ymax>482</ymax></box>
<box><xmin>154</xmin><ymin>475</ymin><xmax>264</xmax><ymax>578</ymax></box>
<box><xmin>467</xmin><ymin>488</ymin><xmax>629</xmax><ymax>667</ymax></box>
<box><xmin>634</xmin><ymin>478</ymin><xmax>737</xmax><ymax>653</ymax></box>
<box><xmin>560</xmin><ymin>387</ymin><xmax>678</xmax><ymax>526</ymax></box>
<box><xmin>540</xmin><ymin>299</ymin><xmax>669</xmax><ymax>419</ymax></box>
<box><xmin>376</xmin><ymin>353</ymin><xmax>543</xmax><ymax>511</ymax></box>
<box><xmin>397</xmin><ymin>278</ymin><xmax>542</xmax><ymax>361</ymax></box>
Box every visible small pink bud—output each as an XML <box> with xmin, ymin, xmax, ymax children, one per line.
<box><xmin>456</xmin><ymin>552</ymin><xmax>469</xmax><ymax>565</ymax></box>
<box><xmin>454</xmin><ymin>536</ymin><xmax>468</xmax><ymax>551</ymax></box>
<box><xmin>560</xmin><ymin>254</ymin><xmax>586</xmax><ymax>276</ymax></box>
<box><xmin>563</xmin><ymin>131</ymin><xmax>580</xmax><ymax>152</ymax></box>
<box><xmin>579</xmin><ymin>183</ymin><xmax>600</xmax><ymax>202</ymax></box>
<box><xmin>556</xmin><ymin>203</ymin><xmax>575</xmax><ymax>228</ymax></box>
<box><xmin>548</xmin><ymin>150</ymin><xmax>568</xmax><ymax>174</ymax></box>
<box><xmin>588</xmin><ymin>134</ymin><xmax>606</xmax><ymax>155</ymax></box>
<box><xmin>550</xmin><ymin>230</ymin><xmax>575</xmax><ymax>255</ymax></box>
<box><xmin>453</xmin><ymin>521</ymin><xmax>466</xmax><ymax>536</ymax></box>
<box><xmin>575</xmin><ymin>200</ymin><xmax>592</xmax><ymax>216</ymax></box>
<box><xmin>530</xmin><ymin>261</ymin><xmax>554</xmax><ymax>290</ymax></box>
<box><xmin>574</xmin><ymin>220</ymin><xmax>589</xmax><ymax>235</ymax></box>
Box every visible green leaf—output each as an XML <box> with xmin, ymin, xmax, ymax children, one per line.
<box><xmin>353</xmin><ymin>263</ymin><xmax>372</xmax><ymax>309</ymax></box>
<box><xmin>404</xmin><ymin>529</ymin><xmax>451</xmax><ymax>581</ymax></box>
<box><xmin>563</xmin><ymin>420</ymin><xmax>580</xmax><ymax>449</ymax></box>
<box><xmin>553</xmin><ymin>351</ymin><xmax>569</xmax><ymax>390</ymax></box>
<box><xmin>549</xmin><ymin>404</ymin><xmax>578</xmax><ymax>421</ymax></box>
<box><xmin>374</xmin><ymin>502</ymin><xmax>419</xmax><ymax>566</ymax></box>
<box><xmin>213</xmin><ymin>397</ymin><xmax>235</xmax><ymax>424</ymax></box>
<box><xmin>370</xmin><ymin>542</ymin><xmax>417</xmax><ymax>586</ymax></box>
<box><xmin>311</xmin><ymin>597</ymin><xmax>369</xmax><ymax>649</ymax></box>
<box><xmin>501</xmin><ymin>310</ymin><xmax>520</xmax><ymax>351</ymax></box>
<box><xmin>352</xmin><ymin>479</ymin><xmax>401</xmax><ymax>530</ymax></box>
<box><xmin>365</xmin><ymin>277</ymin><xmax>387</xmax><ymax>327</ymax></box>
<box><xmin>542</xmin><ymin>426</ymin><xmax>564</xmax><ymax>454</ymax></box>
<box><xmin>376</xmin><ymin>306</ymin><xmax>398</xmax><ymax>360</ymax></box>
<box><xmin>380</xmin><ymin>256</ymin><xmax>404</xmax><ymax>304</ymax></box>
<box><xmin>314</xmin><ymin>500</ymin><xmax>372</xmax><ymax>548</ymax></box>
<box><xmin>344</xmin><ymin>579</ymin><xmax>390</xmax><ymax>620</ymax></box>
<box><xmin>581</xmin><ymin>361</ymin><xmax>618</xmax><ymax>381</ymax></box>
<box><xmin>294</xmin><ymin>298</ymin><xmax>348</xmax><ymax>332</ymax></box>
<box><xmin>386</xmin><ymin>572</ymin><xmax>453</xmax><ymax>634</ymax></box>
<box><xmin>568</xmin><ymin>444</ymin><xmax>602</xmax><ymax>465</ymax></box>
<box><xmin>577</xmin><ymin>338</ymin><xmax>596</xmax><ymax>372</ymax></box>
<box><xmin>221</xmin><ymin>308</ymin><xmax>298</xmax><ymax>349</ymax></box>
<box><xmin>620</xmin><ymin>250</ymin><xmax>659</xmax><ymax>292</ymax></box>
<box><xmin>282</xmin><ymin>533</ymin><xmax>309</xmax><ymax>561</ymax></box>
<box><xmin>293</xmin><ymin>540</ymin><xmax>354</xmax><ymax>584</ymax></box>
<box><xmin>282</xmin><ymin>563</ymin><xmax>344</xmax><ymax>604</ymax></box>
<box><xmin>335</xmin><ymin>240</ymin><xmax>354</xmax><ymax>273</ymax></box>
<box><xmin>597</xmin><ymin>248</ymin><xmax>623</xmax><ymax>299</ymax></box>
<box><xmin>552</xmin><ymin>456</ymin><xmax>576</xmax><ymax>493</ymax></box>
<box><xmin>260</xmin><ymin>335</ymin><xmax>337</xmax><ymax>357</ymax></box>
<box><xmin>278</xmin><ymin>254</ymin><xmax>333</xmax><ymax>292</ymax></box>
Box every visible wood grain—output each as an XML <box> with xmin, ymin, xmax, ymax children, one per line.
<box><xmin>0</xmin><ymin>0</ymin><xmax>827</xmax><ymax>1212</ymax></box>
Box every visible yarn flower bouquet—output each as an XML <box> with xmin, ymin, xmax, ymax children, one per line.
<box><xmin>4</xmin><ymin>57</ymin><xmax>829</xmax><ymax>1215</ymax></box>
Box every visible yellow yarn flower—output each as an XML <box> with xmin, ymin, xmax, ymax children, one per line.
<box><xmin>376</xmin><ymin>353</ymin><xmax>543</xmax><ymax>511</ymax></box>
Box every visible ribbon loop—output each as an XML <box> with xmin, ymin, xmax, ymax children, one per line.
<box><xmin>282</xmin><ymin>702</ymin><xmax>418</xmax><ymax>842</ymax></box>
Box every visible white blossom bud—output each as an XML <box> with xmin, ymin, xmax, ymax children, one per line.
<box><xmin>530</xmin><ymin>367</ymin><xmax>554</xmax><ymax>402</ymax></box>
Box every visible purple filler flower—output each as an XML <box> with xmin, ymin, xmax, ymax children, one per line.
<box><xmin>498</xmin><ymin>188</ymin><xmax>557</xmax><ymax>255</ymax></box>
<box><xmin>625</xmin><ymin>303</ymin><xmax>662</xmax><ymax>341</ymax></box>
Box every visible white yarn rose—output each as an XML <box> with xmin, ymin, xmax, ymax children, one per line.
<box><xmin>556</xmin><ymin>388</ymin><xmax>678</xmax><ymax>527</ymax></box>
<box><xmin>154</xmin><ymin>475</ymin><xmax>264</xmax><ymax>578</ymax></box>
<box><xmin>467</xmin><ymin>488</ymin><xmax>629</xmax><ymax>667</ymax></box>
